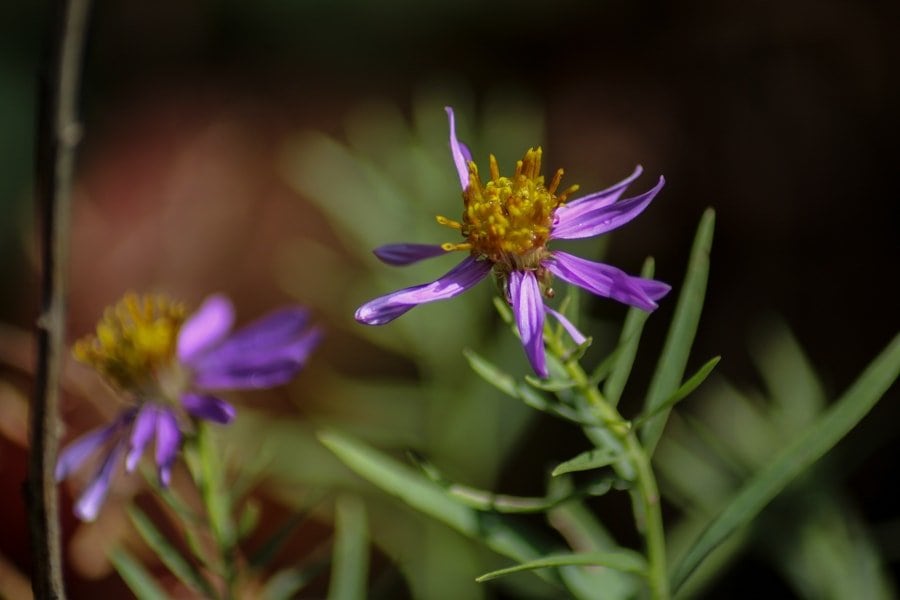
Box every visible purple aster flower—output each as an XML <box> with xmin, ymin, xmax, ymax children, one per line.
<box><xmin>355</xmin><ymin>107</ymin><xmax>670</xmax><ymax>378</ymax></box>
<box><xmin>56</xmin><ymin>293</ymin><xmax>320</xmax><ymax>521</ymax></box>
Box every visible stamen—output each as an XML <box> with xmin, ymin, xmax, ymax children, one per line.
<box><xmin>558</xmin><ymin>184</ymin><xmax>580</xmax><ymax>202</ymax></box>
<box><xmin>436</xmin><ymin>215</ymin><xmax>462</xmax><ymax>229</ymax></box>
<box><xmin>548</xmin><ymin>169</ymin><xmax>564</xmax><ymax>195</ymax></box>
<box><xmin>489</xmin><ymin>154</ymin><xmax>500</xmax><ymax>181</ymax></box>
<box><xmin>441</xmin><ymin>242</ymin><xmax>472</xmax><ymax>252</ymax></box>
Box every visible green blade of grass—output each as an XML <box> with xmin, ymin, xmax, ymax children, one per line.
<box><xmin>109</xmin><ymin>547</ymin><xmax>168</xmax><ymax>600</ymax></box>
<box><xmin>317</xmin><ymin>429</ymin><xmax>559</xmax><ymax>583</ymax></box>
<box><xmin>634</xmin><ymin>356</ymin><xmax>720</xmax><ymax>428</ymax></box>
<box><xmin>128</xmin><ymin>506</ymin><xmax>218</xmax><ymax>598</ymax></box>
<box><xmin>641</xmin><ymin>209</ymin><xmax>715</xmax><ymax>456</ymax></box>
<box><xmin>671</xmin><ymin>332</ymin><xmax>900</xmax><ymax>592</ymax></box>
<box><xmin>328</xmin><ymin>494</ymin><xmax>370</xmax><ymax>600</ymax></box>
<box><xmin>476</xmin><ymin>551</ymin><xmax>648</xmax><ymax>582</ymax></box>
<box><xmin>603</xmin><ymin>257</ymin><xmax>656</xmax><ymax>406</ymax></box>
<box><xmin>551</xmin><ymin>448</ymin><xmax>620</xmax><ymax>477</ymax></box>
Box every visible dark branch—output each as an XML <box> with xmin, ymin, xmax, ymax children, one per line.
<box><xmin>29</xmin><ymin>0</ymin><xmax>92</xmax><ymax>597</ymax></box>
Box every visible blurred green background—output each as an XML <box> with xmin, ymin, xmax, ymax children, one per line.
<box><xmin>0</xmin><ymin>0</ymin><xmax>897</xmax><ymax>598</ymax></box>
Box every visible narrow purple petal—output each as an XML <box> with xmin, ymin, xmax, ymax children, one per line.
<box><xmin>510</xmin><ymin>270</ymin><xmax>548</xmax><ymax>378</ymax></box>
<box><xmin>154</xmin><ymin>410</ymin><xmax>181</xmax><ymax>487</ymax></box>
<box><xmin>74</xmin><ymin>438</ymin><xmax>126</xmax><ymax>522</ymax></box>
<box><xmin>55</xmin><ymin>412</ymin><xmax>131</xmax><ymax>481</ymax></box>
<box><xmin>192</xmin><ymin>327</ymin><xmax>321</xmax><ymax>390</ymax></box>
<box><xmin>373</xmin><ymin>243</ymin><xmax>447</xmax><ymax>266</ymax></box>
<box><xmin>545</xmin><ymin>307</ymin><xmax>587</xmax><ymax>346</ymax></box>
<box><xmin>181</xmin><ymin>393</ymin><xmax>237</xmax><ymax>424</ymax></box>
<box><xmin>445</xmin><ymin>106</ymin><xmax>470</xmax><ymax>190</ymax></box>
<box><xmin>548</xmin><ymin>252</ymin><xmax>671</xmax><ymax>312</ymax></box>
<box><xmin>558</xmin><ymin>165</ymin><xmax>644</xmax><ymax>212</ymax></box>
<box><xmin>189</xmin><ymin>307</ymin><xmax>311</xmax><ymax>371</ymax></box>
<box><xmin>125</xmin><ymin>405</ymin><xmax>158</xmax><ymax>472</ymax></box>
<box><xmin>355</xmin><ymin>256</ymin><xmax>492</xmax><ymax>325</ymax></box>
<box><xmin>552</xmin><ymin>176</ymin><xmax>665</xmax><ymax>240</ymax></box>
<box><xmin>177</xmin><ymin>295</ymin><xmax>235</xmax><ymax>364</ymax></box>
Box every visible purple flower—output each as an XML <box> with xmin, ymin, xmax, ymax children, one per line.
<box><xmin>57</xmin><ymin>293</ymin><xmax>320</xmax><ymax>521</ymax></box>
<box><xmin>355</xmin><ymin>107</ymin><xmax>670</xmax><ymax>377</ymax></box>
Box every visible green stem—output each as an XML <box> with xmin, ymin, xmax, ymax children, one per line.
<box><xmin>549</xmin><ymin>338</ymin><xmax>669</xmax><ymax>600</ymax></box>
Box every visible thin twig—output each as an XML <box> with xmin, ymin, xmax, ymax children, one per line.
<box><xmin>28</xmin><ymin>0</ymin><xmax>92</xmax><ymax>598</ymax></box>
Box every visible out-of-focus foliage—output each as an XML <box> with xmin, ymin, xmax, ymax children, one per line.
<box><xmin>658</xmin><ymin>324</ymin><xmax>898</xmax><ymax>598</ymax></box>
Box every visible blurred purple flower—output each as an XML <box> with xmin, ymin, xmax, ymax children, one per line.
<box><xmin>355</xmin><ymin>107</ymin><xmax>670</xmax><ymax>377</ymax></box>
<box><xmin>56</xmin><ymin>294</ymin><xmax>320</xmax><ymax>521</ymax></box>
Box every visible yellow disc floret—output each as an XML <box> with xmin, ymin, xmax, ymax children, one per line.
<box><xmin>438</xmin><ymin>148</ymin><xmax>579</xmax><ymax>270</ymax></box>
<box><xmin>74</xmin><ymin>293</ymin><xmax>187</xmax><ymax>392</ymax></box>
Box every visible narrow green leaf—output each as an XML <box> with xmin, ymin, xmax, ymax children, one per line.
<box><xmin>641</xmin><ymin>209</ymin><xmax>715</xmax><ymax>455</ymax></box>
<box><xmin>552</xmin><ymin>448</ymin><xmax>619</xmax><ymax>477</ymax></box>
<box><xmin>633</xmin><ymin>356</ymin><xmax>720</xmax><ymax>428</ymax></box>
<box><xmin>262</xmin><ymin>567</ymin><xmax>315</xmax><ymax>600</ymax></box>
<box><xmin>492</xmin><ymin>296</ymin><xmax>514</xmax><ymax>324</ymax></box>
<box><xmin>476</xmin><ymin>551</ymin><xmax>648</xmax><ymax>582</ymax></box>
<box><xmin>328</xmin><ymin>494</ymin><xmax>370</xmax><ymax>600</ymax></box>
<box><xmin>109</xmin><ymin>547</ymin><xmax>168</xmax><ymax>600</ymax></box>
<box><xmin>463</xmin><ymin>347</ymin><xmax>519</xmax><ymax>398</ymax></box>
<box><xmin>525</xmin><ymin>374</ymin><xmax>577</xmax><ymax>392</ymax></box>
<box><xmin>317</xmin><ymin>429</ymin><xmax>557</xmax><ymax>581</ymax></box>
<box><xmin>127</xmin><ymin>506</ymin><xmax>217</xmax><ymax>598</ymax></box>
<box><xmin>237</xmin><ymin>499</ymin><xmax>261</xmax><ymax>541</ymax></box>
<box><xmin>589</xmin><ymin>345</ymin><xmax>624</xmax><ymax>387</ymax></box>
<box><xmin>671</xmin><ymin>333</ymin><xmax>900</xmax><ymax>592</ymax></box>
<box><xmin>603</xmin><ymin>257</ymin><xmax>656</xmax><ymax>406</ymax></box>
<box><xmin>195</xmin><ymin>424</ymin><xmax>235</xmax><ymax>551</ymax></box>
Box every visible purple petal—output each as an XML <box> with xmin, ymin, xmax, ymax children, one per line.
<box><xmin>56</xmin><ymin>412</ymin><xmax>131</xmax><ymax>481</ymax></box>
<box><xmin>154</xmin><ymin>410</ymin><xmax>181</xmax><ymax>487</ymax></box>
<box><xmin>74</xmin><ymin>438</ymin><xmax>126</xmax><ymax>522</ymax></box>
<box><xmin>181</xmin><ymin>393</ymin><xmax>237</xmax><ymax>424</ymax></box>
<box><xmin>373</xmin><ymin>243</ymin><xmax>447</xmax><ymax>266</ymax></box>
<box><xmin>355</xmin><ymin>256</ymin><xmax>492</xmax><ymax>325</ymax></box>
<box><xmin>545</xmin><ymin>307</ymin><xmax>587</xmax><ymax>346</ymax></box>
<box><xmin>552</xmin><ymin>176</ymin><xmax>664</xmax><ymax>240</ymax></box>
<box><xmin>177</xmin><ymin>295</ymin><xmax>235</xmax><ymax>364</ymax></box>
<box><xmin>192</xmin><ymin>327</ymin><xmax>322</xmax><ymax>390</ymax></box>
<box><xmin>510</xmin><ymin>270</ymin><xmax>548</xmax><ymax>378</ymax></box>
<box><xmin>548</xmin><ymin>252</ymin><xmax>671</xmax><ymax>312</ymax></box>
<box><xmin>558</xmin><ymin>165</ymin><xmax>644</xmax><ymax>213</ymax></box>
<box><xmin>445</xmin><ymin>106</ymin><xmax>470</xmax><ymax>190</ymax></box>
<box><xmin>125</xmin><ymin>405</ymin><xmax>158</xmax><ymax>472</ymax></box>
<box><xmin>189</xmin><ymin>306</ymin><xmax>311</xmax><ymax>370</ymax></box>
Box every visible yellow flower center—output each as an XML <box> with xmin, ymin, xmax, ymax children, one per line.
<box><xmin>74</xmin><ymin>293</ymin><xmax>187</xmax><ymax>394</ymax></box>
<box><xmin>438</xmin><ymin>147</ymin><xmax>579</xmax><ymax>270</ymax></box>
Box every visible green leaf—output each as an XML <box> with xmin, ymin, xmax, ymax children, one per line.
<box><xmin>109</xmin><ymin>547</ymin><xmax>168</xmax><ymax>600</ymax></box>
<box><xmin>476</xmin><ymin>551</ymin><xmax>648</xmax><ymax>582</ymax></box>
<box><xmin>317</xmin><ymin>429</ymin><xmax>558</xmax><ymax>582</ymax></box>
<box><xmin>237</xmin><ymin>499</ymin><xmax>262</xmax><ymax>541</ymax></box>
<box><xmin>671</xmin><ymin>332</ymin><xmax>900</xmax><ymax>592</ymax></box>
<box><xmin>641</xmin><ymin>209</ymin><xmax>715</xmax><ymax>455</ymax></box>
<box><xmin>525</xmin><ymin>374</ymin><xmax>577</xmax><ymax>392</ymax></box>
<box><xmin>127</xmin><ymin>506</ymin><xmax>217</xmax><ymax>598</ymax></box>
<box><xmin>262</xmin><ymin>567</ymin><xmax>316</xmax><ymax>600</ymax></box>
<box><xmin>603</xmin><ymin>257</ymin><xmax>656</xmax><ymax>406</ymax></box>
<box><xmin>463</xmin><ymin>347</ymin><xmax>519</xmax><ymax>398</ymax></box>
<box><xmin>552</xmin><ymin>448</ymin><xmax>620</xmax><ymax>477</ymax></box>
<box><xmin>633</xmin><ymin>356</ymin><xmax>720</xmax><ymax>428</ymax></box>
<box><xmin>328</xmin><ymin>494</ymin><xmax>370</xmax><ymax>600</ymax></box>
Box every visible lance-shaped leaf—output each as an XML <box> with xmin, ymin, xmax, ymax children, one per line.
<box><xmin>633</xmin><ymin>356</ymin><xmax>720</xmax><ymax>428</ymax></box>
<box><xmin>552</xmin><ymin>447</ymin><xmax>620</xmax><ymax>477</ymax></box>
<box><xmin>476</xmin><ymin>551</ymin><xmax>648</xmax><ymax>582</ymax></box>
<box><xmin>109</xmin><ymin>547</ymin><xmax>168</xmax><ymax>600</ymax></box>
<box><xmin>671</xmin><ymin>333</ymin><xmax>900</xmax><ymax>591</ymax></box>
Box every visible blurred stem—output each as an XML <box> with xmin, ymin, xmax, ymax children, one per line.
<box><xmin>194</xmin><ymin>424</ymin><xmax>238</xmax><ymax>600</ymax></box>
<box><xmin>29</xmin><ymin>0</ymin><xmax>92</xmax><ymax>598</ymax></box>
<box><xmin>547</xmin><ymin>336</ymin><xmax>669</xmax><ymax>600</ymax></box>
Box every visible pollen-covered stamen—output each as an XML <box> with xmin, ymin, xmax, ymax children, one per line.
<box><xmin>439</xmin><ymin>146</ymin><xmax>578</xmax><ymax>268</ymax></box>
<box><xmin>74</xmin><ymin>293</ymin><xmax>187</xmax><ymax>392</ymax></box>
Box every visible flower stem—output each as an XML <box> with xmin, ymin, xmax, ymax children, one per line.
<box><xmin>29</xmin><ymin>0</ymin><xmax>92</xmax><ymax>597</ymax></box>
<box><xmin>548</xmin><ymin>337</ymin><xmax>670</xmax><ymax>600</ymax></box>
